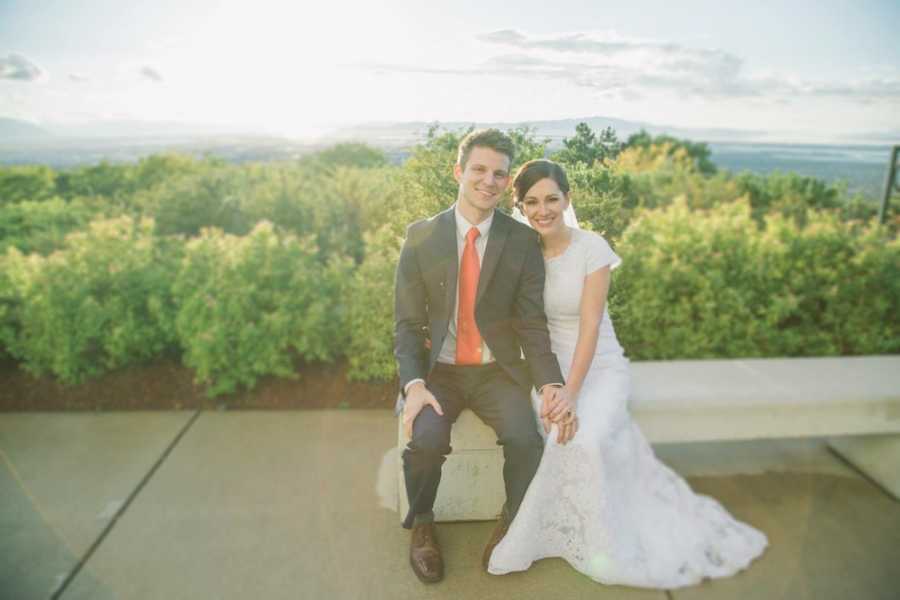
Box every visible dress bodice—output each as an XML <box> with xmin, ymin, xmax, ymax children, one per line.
<box><xmin>542</xmin><ymin>228</ymin><xmax>625</xmax><ymax>368</ymax></box>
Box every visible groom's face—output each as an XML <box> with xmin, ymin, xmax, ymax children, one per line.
<box><xmin>454</xmin><ymin>146</ymin><xmax>511</xmax><ymax>217</ymax></box>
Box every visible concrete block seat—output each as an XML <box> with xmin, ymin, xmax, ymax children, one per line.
<box><xmin>397</xmin><ymin>356</ymin><xmax>900</xmax><ymax>522</ymax></box>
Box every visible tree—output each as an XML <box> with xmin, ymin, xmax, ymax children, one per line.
<box><xmin>310</xmin><ymin>143</ymin><xmax>389</xmax><ymax>169</ymax></box>
<box><xmin>623</xmin><ymin>130</ymin><xmax>717</xmax><ymax>175</ymax></box>
<box><xmin>553</xmin><ymin>123</ymin><xmax>621</xmax><ymax>167</ymax></box>
<box><xmin>0</xmin><ymin>166</ymin><xmax>56</xmax><ymax>205</ymax></box>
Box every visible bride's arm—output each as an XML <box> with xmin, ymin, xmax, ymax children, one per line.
<box><xmin>564</xmin><ymin>266</ymin><xmax>611</xmax><ymax>403</ymax></box>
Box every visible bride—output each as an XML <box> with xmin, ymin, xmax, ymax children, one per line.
<box><xmin>488</xmin><ymin>159</ymin><xmax>768</xmax><ymax>588</ymax></box>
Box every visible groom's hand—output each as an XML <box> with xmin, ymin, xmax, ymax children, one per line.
<box><xmin>539</xmin><ymin>385</ymin><xmax>564</xmax><ymax>434</ymax></box>
<box><xmin>402</xmin><ymin>382</ymin><xmax>444</xmax><ymax>440</ymax></box>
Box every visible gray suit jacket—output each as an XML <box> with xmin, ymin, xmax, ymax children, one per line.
<box><xmin>393</xmin><ymin>207</ymin><xmax>563</xmax><ymax>413</ymax></box>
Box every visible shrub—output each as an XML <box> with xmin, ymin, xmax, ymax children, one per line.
<box><xmin>623</xmin><ymin>130</ymin><xmax>717</xmax><ymax>175</ymax></box>
<box><xmin>565</xmin><ymin>166</ymin><xmax>635</xmax><ymax>243</ymax></box>
<box><xmin>0</xmin><ymin>196</ymin><xmax>113</xmax><ymax>255</ymax></box>
<box><xmin>172</xmin><ymin>222</ymin><xmax>351</xmax><ymax>397</ymax></box>
<box><xmin>734</xmin><ymin>171</ymin><xmax>844</xmax><ymax>225</ymax></box>
<box><xmin>2</xmin><ymin>216</ymin><xmax>180</xmax><ymax>382</ymax></box>
<box><xmin>0</xmin><ymin>165</ymin><xmax>57</xmax><ymax>205</ymax></box>
<box><xmin>345</xmin><ymin>225</ymin><xmax>402</xmax><ymax>381</ymax></box>
<box><xmin>0</xmin><ymin>255</ymin><xmax>19</xmax><ymax>361</ymax></box>
<box><xmin>610</xmin><ymin>198</ymin><xmax>899</xmax><ymax>359</ymax></box>
<box><xmin>756</xmin><ymin>210</ymin><xmax>900</xmax><ymax>355</ymax></box>
<box><xmin>610</xmin><ymin>198</ymin><xmax>766</xmax><ymax>359</ymax></box>
<box><xmin>306</xmin><ymin>143</ymin><xmax>389</xmax><ymax>169</ymax></box>
<box><xmin>136</xmin><ymin>166</ymin><xmax>254</xmax><ymax>237</ymax></box>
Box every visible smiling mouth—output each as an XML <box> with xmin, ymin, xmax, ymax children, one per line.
<box><xmin>533</xmin><ymin>216</ymin><xmax>554</xmax><ymax>226</ymax></box>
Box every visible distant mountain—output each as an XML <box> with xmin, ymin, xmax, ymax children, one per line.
<box><xmin>0</xmin><ymin>118</ymin><xmax>53</xmax><ymax>141</ymax></box>
<box><xmin>0</xmin><ymin>118</ymin><xmax>259</xmax><ymax>144</ymax></box>
<box><xmin>43</xmin><ymin>120</ymin><xmax>256</xmax><ymax>140</ymax></box>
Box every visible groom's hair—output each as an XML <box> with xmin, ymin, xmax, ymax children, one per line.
<box><xmin>513</xmin><ymin>159</ymin><xmax>571</xmax><ymax>207</ymax></box>
<box><xmin>457</xmin><ymin>129</ymin><xmax>515</xmax><ymax>170</ymax></box>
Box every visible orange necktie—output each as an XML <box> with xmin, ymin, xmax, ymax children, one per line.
<box><xmin>456</xmin><ymin>227</ymin><xmax>482</xmax><ymax>364</ymax></box>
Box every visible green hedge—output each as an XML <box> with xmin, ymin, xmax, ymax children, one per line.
<box><xmin>172</xmin><ymin>221</ymin><xmax>351</xmax><ymax>397</ymax></box>
<box><xmin>345</xmin><ymin>225</ymin><xmax>402</xmax><ymax>381</ymax></box>
<box><xmin>0</xmin><ymin>196</ymin><xmax>113</xmax><ymax>255</ymax></box>
<box><xmin>1</xmin><ymin>216</ymin><xmax>180</xmax><ymax>382</ymax></box>
<box><xmin>609</xmin><ymin>198</ymin><xmax>899</xmax><ymax>359</ymax></box>
<box><xmin>0</xmin><ymin>128</ymin><xmax>896</xmax><ymax>397</ymax></box>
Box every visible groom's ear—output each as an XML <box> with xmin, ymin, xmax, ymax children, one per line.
<box><xmin>453</xmin><ymin>162</ymin><xmax>463</xmax><ymax>183</ymax></box>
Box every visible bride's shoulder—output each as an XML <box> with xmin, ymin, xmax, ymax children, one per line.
<box><xmin>572</xmin><ymin>228</ymin><xmax>611</xmax><ymax>248</ymax></box>
<box><xmin>573</xmin><ymin>228</ymin><xmax>622</xmax><ymax>272</ymax></box>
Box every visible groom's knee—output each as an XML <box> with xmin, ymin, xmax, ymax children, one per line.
<box><xmin>407</xmin><ymin>409</ymin><xmax>452</xmax><ymax>457</ymax></box>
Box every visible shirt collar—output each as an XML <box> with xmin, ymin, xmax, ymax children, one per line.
<box><xmin>454</xmin><ymin>204</ymin><xmax>493</xmax><ymax>240</ymax></box>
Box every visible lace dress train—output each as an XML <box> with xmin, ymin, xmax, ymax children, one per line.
<box><xmin>488</xmin><ymin>360</ymin><xmax>768</xmax><ymax>588</ymax></box>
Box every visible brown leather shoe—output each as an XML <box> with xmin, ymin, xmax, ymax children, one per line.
<box><xmin>481</xmin><ymin>512</ymin><xmax>511</xmax><ymax>571</ymax></box>
<box><xmin>410</xmin><ymin>522</ymin><xmax>443</xmax><ymax>583</ymax></box>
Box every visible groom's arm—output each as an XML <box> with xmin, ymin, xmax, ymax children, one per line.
<box><xmin>513</xmin><ymin>233</ymin><xmax>564</xmax><ymax>389</ymax></box>
<box><xmin>394</xmin><ymin>224</ymin><xmax>430</xmax><ymax>394</ymax></box>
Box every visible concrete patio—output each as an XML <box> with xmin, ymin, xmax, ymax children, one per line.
<box><xmin>1</xmin><ymin>409</ymin><xmax>898</xmax><ymax>600</ymax></box>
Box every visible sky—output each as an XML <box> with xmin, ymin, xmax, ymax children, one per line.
<box><xmin>1</xmin><ymin>0</ymin><xmax>899</xmax><ymax>141</ymax></box>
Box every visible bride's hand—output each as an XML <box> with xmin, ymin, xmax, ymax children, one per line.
<box><xmin>556</xmin><ymin>412</ymin><xmax>578</xmax><ymax>445</ymax></box>
<box><xmin>547</xmin><ymin>386</ymin><xmax>577</xmax><ymax>423</ymax></box>
<box><xmin>542</xmin><ymin>386</ymin><xmax>578</xmax><ymax>444</ymax></box>
<box><xmin>539</xmin><ymin>385</ymin><xmax>562</xmax><ymax>433</ymax></box>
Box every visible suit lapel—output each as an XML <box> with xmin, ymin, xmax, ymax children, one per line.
<box><xmin>436</xmin><ymin>209</ymin><xmax>458</xmax><ymax>310</ymax></box>
<box><xmin>476</xmin><ymin>212</ymin><xmax>509</xmax><ymax>305</ymax></box>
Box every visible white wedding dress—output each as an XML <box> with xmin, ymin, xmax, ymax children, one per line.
<box><xmin>490</xmin><ymin>211</ymin><xmax>768</xmax><ymax>588</ymax></box>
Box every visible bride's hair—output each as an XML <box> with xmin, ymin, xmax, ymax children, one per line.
<box><xmin>512</xmin><ymin>159</ymin><xmax>571</xmax><ymax>208</ymax></box>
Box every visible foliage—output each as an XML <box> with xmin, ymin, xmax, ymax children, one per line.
<box><xmin>0</xmin><ymin>127</ymin><xmax>896</xmax><ymax>393</ymax></box>
<box><xmin>733</xmin><ymin>170</ymin><xmax>845</xmax><ymax>225</ymax></box>
<box><xmin>0</xmin><ymin>165</ymin><xmax>57</xmax><ymax>205</ymax></box>
<box><xmin>1</xmin><ymin>216</ymin><xmax>180</xmax><ymax>383</ymax></box>
<box><xmin>0</xmin><ymin>196</ymin><xmax>112</xmax><ymax>255</ymax></box>
<box><xmin>55</xmin><ymin>154</ymin><xmax>209</xmax><ymax>202</ymax></box>
<box><xmin>134</xmin><ymin>165</ymin><xmax>255</xmax><ymax>237</ymax></box>
<box><xmin>171</xmin><ymin>222</ymin><xmax>352</xmax><ymax>397</ymax></box>
<box><xmin>564</xmin><ymin>165</ymin><xmax>634</xmax><ymax>242</ymax></box>
<box><xmin>306</xmin><ymin>143</ymin><xmax>389</xmax><ymax>169</ymax></box>
<box><xmin>345</xmin><ymin>225</ymin><xmax>403</xmax><ymax>381</ymax></box>
<box><xmin>623</xmin><ymin>129</ymin><xmax>717</xmax><ymax>175</ymax></box>
<box><xmin>609</xmin><ymin>198</ymin><xmax>899</xmax><ymax>359</ymax></box>
<box><xmin>506</xmin><ymin>125</ymin><xmax>551</xmax><ymax>167</ymax></box>
<box><xmin>0</xmin><ymin>255</ymin><xmax>18</xmax><ymax>360</ymax></box>
<box><xmin>553</xmin><ymin>123</ymin><xmax>621</xmax><ymax>167</ymax></box>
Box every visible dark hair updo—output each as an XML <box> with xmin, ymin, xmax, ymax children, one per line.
<box><xmin>512</xmin><ymin>159</ymin><xmax>571</xmax><ymax>207</ymax></box>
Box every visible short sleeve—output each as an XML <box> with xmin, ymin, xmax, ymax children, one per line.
<box><xmin>583</xmin><ymin>231</ymin><xmax>621</xmax><ymax>275</ymax></box>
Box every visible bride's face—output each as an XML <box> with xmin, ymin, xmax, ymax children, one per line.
<box><xmin>520</xmin><ymin>177</ymin><xmax>570</xmax><ymax>237</ymax></box>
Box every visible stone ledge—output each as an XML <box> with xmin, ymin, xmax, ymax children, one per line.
<box><xmin>397</xmin><ymin>355</ymin><xmax>900</xmax><ymax>521</ymax></box>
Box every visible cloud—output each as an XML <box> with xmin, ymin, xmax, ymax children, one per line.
<box><xmin>366</xmin><ymin>29</ymin><xmax>900</xmax><ymax>104</ymax></box>
<box><xmin>69</xmin><ymin>73</ymin><xmax>89</xmax><ymax>83</ymax></box>
<box><xmin>0</xmin><ymin>53</ymin><xmax>45</xmax><ymax>82</ymax></box>
<box><xmin>139</xmin><ymin>66</ymin><xmax>163</xmax><ymax>82</ymax></box>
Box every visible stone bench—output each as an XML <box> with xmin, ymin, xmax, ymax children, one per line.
<box><xmin>397</xmin><ymin>356</ymin><xmax>900</xmax><ymax>522</ymax></box>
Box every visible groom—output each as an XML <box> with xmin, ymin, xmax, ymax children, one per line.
<box><xmin>395</xmin><ymin>128</ymin><xmax>566</xmax><ymax>583</ymax></box>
